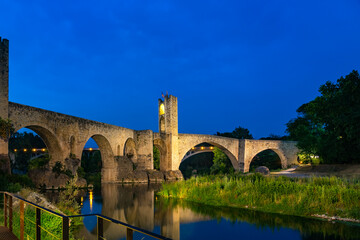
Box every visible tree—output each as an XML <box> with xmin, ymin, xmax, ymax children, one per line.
<box><xmin>153</xmin><ymin>146</ymin><xmax>160</xmax><ymax>170</ymax></box>
<box><xmin>260</xmin><ymin>134</ymin><xmax>289</xmax><ymax>140</ymax></box>
<box><xmin>216</xmin><ymin>126</ymin><xmax>253</xmax><ymax>139</ymax></box>
<box><xmin>286</xmin><ymin>70</ymin><xmax>360</xmax><ymax>163</ymax></box>
<box><xmin>210</xmin><ymin>147</ymin><xmax>233</xmax><ymax>174</ymax></box>
<box><xmin>0</xmin><ymin>117</ymin><xmax>14</xmax><ymax>142</ymax></box>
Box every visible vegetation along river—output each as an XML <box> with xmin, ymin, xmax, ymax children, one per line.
<box><xmin>77</xmin><ymin>183</ymin><xmax>360</xmax><ymax>240</ymax></box>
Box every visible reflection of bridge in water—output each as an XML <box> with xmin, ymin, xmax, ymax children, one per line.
<box><xmin>79</xmin><ymin>184</ymin><xmax>209</xmax><ymax>240</ymax></box>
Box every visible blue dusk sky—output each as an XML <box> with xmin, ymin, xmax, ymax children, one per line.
<box><xmin>1</xmin><ymin>0</ymin><xmax>359</xmax><ymax>139</ymax></box>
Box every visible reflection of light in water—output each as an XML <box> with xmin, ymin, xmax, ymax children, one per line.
<box><xmin>89</xmin><ymin>191</ymin><xmax>93</xmax><ymax>211</ymax></box>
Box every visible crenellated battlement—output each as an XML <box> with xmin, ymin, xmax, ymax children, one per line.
<box><xmin>0</xmin><ymin>37</ymin><xmax>9</xmax><ymax>48</ymax></box>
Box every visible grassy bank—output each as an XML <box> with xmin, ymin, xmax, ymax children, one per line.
<box><xmin>158</xmin><ymin>174</ymin><xmax>360</xmax><ymax>220</ymax></box>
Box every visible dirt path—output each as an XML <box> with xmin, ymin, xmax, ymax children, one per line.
<box><xmin>271</xmin><ymin>164</ymin><xmax>360</xmax><ymax>178</ymax></box>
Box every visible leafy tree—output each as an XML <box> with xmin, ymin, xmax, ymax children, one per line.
<box><xmin>216</xmin><ymin>126</ymin><xmax>253</xmax><ymax>139</ymax></box>
<box><xmin>260</xmin><ymin>134</ymin><xmax>289</xmax><ymax>140</ymax></box>
<box><xmin>8</xmin><ymin>132</ymin><xmax>47</xmax><ymax>173</ymax></box>
<box><xmin>210</xmin><ymin>147</ymin><xmax>233</xmax><ymax>174</ymax></box>
<box><xmin>286</xmin><ymin>70</ymin><xmax>360</xmax><ymax>163</ymax></box>
<box><xmin>0</xmin><ymin>117</ymin><xmax>14</xmax><ymax>141</ymax></box>
<box><xmin>153</xmin><ymin>146</ymin><xmax>160</xmax><ymax>170</ymax></box>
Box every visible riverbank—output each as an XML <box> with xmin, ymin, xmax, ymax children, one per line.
<box><xmin>158</xmin><ymin>174</ymin><xmax>360</xmax><ymax>222</ymax></box>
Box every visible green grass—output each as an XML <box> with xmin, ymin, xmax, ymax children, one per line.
<box><xmin>158</xmin><ymin>173</ymin><xmax>360</xmax><ymax>220</ymax></box>
<box><xmin>0</xmin><ymin>200</ymin><xmax>83</xmax><ymax>240</ymax></box>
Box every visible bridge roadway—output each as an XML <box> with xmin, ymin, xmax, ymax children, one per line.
<box><xmin>0</xmin><ymin>226</ymin><xmax>18</xmax><ymax>240</ymax></box>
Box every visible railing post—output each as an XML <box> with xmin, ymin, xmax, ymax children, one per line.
<box><xmin>8</xmin><ymin>195</ymin><xmax>12</xmax><ymax>232</ymax></box>
<box><xmin>97</xmin><ymin>216</ymin><xmax>103</xmax><ymax>240</ymax></box>
<box><xmin>126</xmin><ymin>228</ymin><xmax>133</xmax><ymax>240</ymax></box>
<box><xmin>36</xmin><ymin>208</ymin><xmax>41</xmax><ymax>240</ymax></box>
<box><xmin>20</xmin><ymin>200</ymin><xmax>24</xmax><ymax>240</ymax></box>
<box><xmin>62</xmin><ymin>216</ymin><xmax>69</xmax><ymax>240</ymax></box>
<box><xmin>4</xmin><ymin>193</ymin><xmax>7</xmax><ymax>227</ymax></box>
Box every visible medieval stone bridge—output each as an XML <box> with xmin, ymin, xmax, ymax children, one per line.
<box><xmin>0</xmin><ymin>37</ymin><xmax>299</xmax><ymax>183</ymax></box>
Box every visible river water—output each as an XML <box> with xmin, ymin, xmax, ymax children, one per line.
<box><xmin>78</xmin><ymin>183</ymin><xmax>360</xmax><ymax>240</ymax></box>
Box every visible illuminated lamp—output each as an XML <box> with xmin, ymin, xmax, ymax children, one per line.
<box><xmin>159</xmin><ymin>103</ymin><xmax>165</xmax><ymax>115</ymax></box>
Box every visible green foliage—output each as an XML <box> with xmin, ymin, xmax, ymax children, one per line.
<box><xmin>179</xmin><ymin>152</ymin><xmax>213</xmax><ymax>178</ymax></box>
<box><xmin>0</xmin><ymin>117</ymin><xmax>14</xmax><ymax>141</ymax></box>
<box><xmin>2</xmin><ymin>187</ymin><xmax>82</xmax><ymax>240</ymax></box>
<box><xmin>8</xmin><ymin>131</ymin><xmax>46</xmax><ymax>173</ymax></box>
<box><xmin>260</xmin><ymin>134</ymin><xmax>290</xmax><ymax>140</ymax></box>
<box><xmin>216</xmin><ymin>126</ymin><xmax>253</xmax><ymax>139</ymax></box>
<box><xmin>9</xmin><ymin>132</ymin><xmax>46</xmax><ymax>150</ymax></box>
<box><xmin>286</xmin><ymin>70</ymin><xmax>360</xmax><ymax>163</ymax></box>
<box><xmin>81</xmin><ymin>150</ymin><xmax>102</xmax><ymax>173</ymax></box>
<box><xmin>210</xmin><ymin>147</ymin><xmax>234</xmax><ymax>174</ymax></box>
<box><xmin>58</xmin><ymin>175</ymin><xmax>81</xmax><ymax>212</ymax></box>
<box><xmin>28</xmin><ymin>154</ymin><xmax>50</xmax><ymax>170</ymax></box>
<box><xmin>153</xmin><ymin>146</ymin><xmax>160</xmax><ymax>170</ymax></box>
<box><xmin>52</xmin><ymin>161</ymin><xmax>73</xmax><ymax>178</ymax></box>
<box><xmin>52</xmin><ymin>161</ymin><xmax>64</xmax><ymax>176</ymax></box>
<box><xmin>159</xmin><ymin>174</ymin><xmax>360</xmax><ymax>220</ymax></box>
<box><xmin>0</xmin><ymin>172</ymin><xmax>34</xmax><ymax>191</ymax></box>
<box><xmin>81</xmin><ymin>150</ymin><xmax>102</xmax><ymax>190</ymax></box>
<box><xmin>77</xmin><ymin>166</ymin><xmax>86</xmax><ymax>178</ymax></box>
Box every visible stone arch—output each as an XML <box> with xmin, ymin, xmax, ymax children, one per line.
<box><xmin>124</xmin><ymin>138</ymin><xmax>137</xmax><ymax>163</ymax></box>
<box><xmin>79</xmin><ymin>134</ymin><xmax>115</xmax><ymax>182</ymax></box>
<box><xmin>246</xmin><ymin>148</ymin><xmax>287</xmax><ymax>172</ymax></box>
<box><xmin>12</xmin><ymin>125</ymin><xmax>64</xmax><ymax>165</ymax></box>
<box><xmin>153</xmin><ymin>138</ymin><xmax>167</xmax><ymax>170</ymax></box>
<box><xmin>89</xmin><ymin>134</ymin><xmax>115</xmax><ymax>169</ymax></box>
<box><xmin>179</xmin><ymin>141</ymin><xmax>238</xmax><ymax>170</ymax></box>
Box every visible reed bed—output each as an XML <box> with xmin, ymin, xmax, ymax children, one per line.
<box><xmin>158</xmin><ymin>174</ymin><xmax>360</xmax><ymax>220</ymax></box>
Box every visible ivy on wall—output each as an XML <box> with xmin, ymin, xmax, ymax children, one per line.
<box><xmin>0</xmin><ymin>117</ymin><xmax>14</xmax><ymax>142</ymax></box>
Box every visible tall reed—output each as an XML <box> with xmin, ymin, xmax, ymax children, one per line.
<box><xmin>158</xmin><ymin>174</ymin><xmax>360</xmax><ymax>219</ymax></box>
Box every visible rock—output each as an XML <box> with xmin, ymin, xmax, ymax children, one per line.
<box><xmin>164</xmin><ymin>170</ymin><xmax>184</xmax><ymax>181</ymax></box>
<box><xmin>118</xmin><ymin>170</ymin><xmax>148</xmax><ymax>183</ymax></box>
<box><xmin>26</xmin><ymin>192</ymin><xmax>65</xmax><ymax>214</ymax></box>
<box><xmin>28</xmin><ymin>168</ymin><xmax>87</xmax><ymax>189</ymax></box>
<box><xmin>255</xmin><ymin>166</ymin><xmax>270</xmax><ymax>175</ymax></box>
<box><xmin>147</xmin><ymin>170</ymin><xmax>165</xmax><ymax>183</ymax></box>
<box><xmin>64</xmin><ymin>158</ymin><xmax>81</xmax><ymax>176</ymax></box>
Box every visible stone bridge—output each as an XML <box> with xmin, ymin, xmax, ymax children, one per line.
<box><xmin>0</xmin><ymin>37</ymin><xmax>299</xmax><ymax>184</ymax></box>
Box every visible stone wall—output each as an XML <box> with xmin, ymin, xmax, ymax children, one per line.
<box><xmin>0</xmin><ymin>37</ymin><xmax>10</xmax><ymax>173</ymax></box>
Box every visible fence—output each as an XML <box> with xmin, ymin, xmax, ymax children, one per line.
<box><xmin>1</xmin><ymin>191</ymin><xmax>171</xmax><ymax>240</ymax></box>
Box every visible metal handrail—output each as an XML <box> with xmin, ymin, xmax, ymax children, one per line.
<box><xmin>1</xmin><ymin>191</ymin><xmax>171</xmax><ymax>240</ymax></box>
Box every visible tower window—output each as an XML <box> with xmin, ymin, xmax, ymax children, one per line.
<box><xmin>159</xmin><ymin>103</ymin><xmax>165</xmax><ymax>115</ymax></box>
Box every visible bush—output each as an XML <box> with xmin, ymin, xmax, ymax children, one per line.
<box><xmin>28</xmin><ymin>155</ymin><xmax>50</xmax><ymax>170</ymax></box>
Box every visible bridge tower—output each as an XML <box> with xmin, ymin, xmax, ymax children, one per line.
<box><xmin>158</xmin><ymin>95</ymin><xmax>180</xmax><ymax>171</ymax></box>
<box><xmin>0</xmin><ymin>37</ymin><xmax>10</xmax><ymax>174</ymax></box>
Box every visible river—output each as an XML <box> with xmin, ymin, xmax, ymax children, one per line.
<box><xmin>77</xmin><ymin>183</ymin><xmax>360</xmax><ymax>240</ymax></box>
